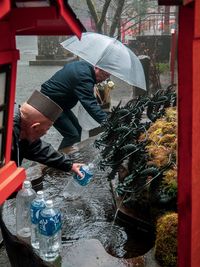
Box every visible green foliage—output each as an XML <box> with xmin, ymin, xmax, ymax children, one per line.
<box><xmin>154</xmin><ymin>212</ymin><xmax>178</xmax><ymax>267</ymax></box>
<box><xmin>95</xmin><ymin>87</ymin><xmax>177</xmax><ymax>213</ymax></box>
<box><xmin>156</xmin><ymin>63</ymin><xmax>170</xmax><ymax>74</ymax></box>
<box><xmin>161</xmin><ymin>168</ymin><xmax>177</xmax><ymax>199</ymax></box>
<box><xmin>140</xmin><ymin>107</ymin><xmax>177</xmax><ymax>209</ymax></box>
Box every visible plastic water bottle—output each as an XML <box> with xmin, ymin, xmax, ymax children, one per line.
<box><xmin>74</xmin><ymin>163</ymin><xmax>95</xmax><ymax>186</ymax></box>
<box><xmin>63</xmin><ymin>177</ymin><xmax>85</xmax><ymax>200</ymax></box>
<box><xmin>38</xmin><ymin>200</ymin><xmax>62</xmax><ymax>262</ymax></box>
<box><xmin>30</xmin><ymin>191</ymin><xmax>46</xmax><ymax>249</ymax></box>
<box><xmin>16</xmin><ymin>180</ymin><xmax>36</xmax><ymax>242</ymax></box>
<box><xmin>63</xmin><ymin>163</ymin><xmax>95</xmax><ymax>200</ymax></box>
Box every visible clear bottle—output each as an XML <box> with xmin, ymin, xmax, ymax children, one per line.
<box><xmin>30</xmin><ymin>191</ymin><xmax>46</xmax><ymax>249</ymax></box>
<box><xmin>16</xmin><ymin>180</ymin><xmax>36</xmax><ymax>242</ymax></box>
<box><xmin>62</xmin><ymin>177</ymin><xmax>86</xmax><ymax>200</ymax></box>
<box><xmin>62</xmin><ymin>162</ymin><xmax>95</xmax><ymax>200</ymax></box>
<box><xmin>38</xmin><ymin>200</ymin><xmax>62</xmax><ymax>262</ymax></box>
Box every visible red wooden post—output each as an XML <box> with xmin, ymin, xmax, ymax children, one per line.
<box><xmin>178</xmin><ymin>1</ymin><xmax>200</xmax><ymax>266</ymax></box>
<box><xmin>170</xmin><ymin>29</ymin><xmax>176</xmax><ymax>84</ymax></box>
<box><xmin>178</xmin><ymin>5</ymin><xmax>194</xmax><ymax>266</ymax></box>
<box><xmin>191</xmin><ymin>0</ymin><xmax>200</xmax><ymax>266</ymax></box>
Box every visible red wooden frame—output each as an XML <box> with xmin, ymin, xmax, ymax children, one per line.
<box><xmin>0</xmin><ymin>162</ymin><xmax>25</xmax><ymax>204</ymax></box>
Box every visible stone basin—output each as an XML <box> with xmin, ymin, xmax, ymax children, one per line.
<box><xmin>0</xmin><ymin>137</ymin><xmax>160</xmax><ymax>267</ymax></box>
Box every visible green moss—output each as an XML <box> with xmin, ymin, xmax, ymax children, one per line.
<box><xmin>154</xmin><ymin>212</ymin><xmax>178</xmax><ymax>267</ymax></box>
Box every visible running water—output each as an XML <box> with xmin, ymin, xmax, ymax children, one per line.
<box><xmin>111</xmin><ymin>193</ymin><xmax>127</xmax><ymax>229</ymax></box>
<box><xmin>104</xmin><ymin>189</ymin><xmax>128</xmax><ymax>256</ymax></box>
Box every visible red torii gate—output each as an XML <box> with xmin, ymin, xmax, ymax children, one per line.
<box><xmin>0</xmin><ymin>0</ymin><xmax>85</xmax><ymax>204</ymax></box>
<box><xmin>159</xmin><ymin>0</ymin><xmax>200</xmax><ymax>266</ymax></box>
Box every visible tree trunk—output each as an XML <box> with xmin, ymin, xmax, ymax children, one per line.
<box><xmin>109</xmin><ymin>0</ymin><xmax>126</xmax><ymax>37</ymax></box>
<box><xmin>86</xmin><ymin>0</ymin><xmax>111</xmax><ymax>33</ymax></box>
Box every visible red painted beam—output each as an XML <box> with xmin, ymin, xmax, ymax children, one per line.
<box><xmin>9</xmin><ymin>6</ymin><xmax>85</xmax><ymax>36</ymax></box>
<box><xmin>0</xmin><ymin>161</ymin><xmax>26</xmax><ymax>204</ymax></box>
<box><xmin>57</xmin><ymin>0</ymin><xmax>85</xmax><ymax>39</ymax></box>
<box><xmin>0</xmin><ymin>0</ymin><xmax>10</xmax><ymax>19</ymax></box>
<box><xmin>0</xmin><ymin>51</ymin><xmax>19</xmax><ymax>64</ymax></box>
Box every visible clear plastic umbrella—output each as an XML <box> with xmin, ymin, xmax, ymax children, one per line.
<box><xmin>61</xmin><ymin>32</ymin><xmax>146</xmax><ymax>90</ymax></box>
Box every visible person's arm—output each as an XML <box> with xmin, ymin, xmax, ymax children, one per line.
<box><xmin>74</xmin><ymin>81</ymin><xmax>107</xmax><ymax>124</ymax></box>
<box><xmin>24</xmin><ymin>139</ymin><xmax>83</xmax><ymax>176</ymax></box>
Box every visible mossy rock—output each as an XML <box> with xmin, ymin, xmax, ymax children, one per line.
<box><xmin>154</xmin><ymin>212</ymin><xmax>178</xmax><ymax>267</ymax></box>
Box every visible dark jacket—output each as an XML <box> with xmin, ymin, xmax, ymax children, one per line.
<box><xmin>11</xmin><ymin>105</ymin><xmax>73</xmax><ymax>171</ymax></box>
<box><xmin>41</xmin><ymin>60</ymin><xmax>107</xmax><ymax>124</ymax></box>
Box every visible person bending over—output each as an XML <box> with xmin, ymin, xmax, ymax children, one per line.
<box><xmin>11</xmin><ymin>90</ymin><xmax>83</xmax><ymax>182</ymax></box>
<box><xmin>41</xmin><ymin>60</ymin><xmax>110</xmax><ymax>149</ymax></box>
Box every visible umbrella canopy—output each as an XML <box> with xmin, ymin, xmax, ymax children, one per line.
<box><xmin>61</xmin><ymin>32</ymin><xmax>146</xmax><ymax>90</ymax></box>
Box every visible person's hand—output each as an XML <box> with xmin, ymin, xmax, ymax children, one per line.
<box><xmin>71</xmin><ymin>163</ymin><xmax>84</xmax><ymax>177</ymax></box>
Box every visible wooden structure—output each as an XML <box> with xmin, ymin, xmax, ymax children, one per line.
<box><xmin>0</xmin><ymin>0</ymin><xmax>85</xmax><ymax>204</ymax></box>
<box><xmin>159</xmin><ymin>1</ymin><xmax>200</xmax><ymax>266</ymax></box>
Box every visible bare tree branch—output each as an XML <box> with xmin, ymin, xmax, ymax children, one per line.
<box><xmin>109</xmin><ymin>0</ymin><xmax>126</xmax><ymax>37</ymax></box>
<box><xmin>86</xmin><ymin>0</ymin><xmax>99</xmax><ymax>26</ymax></box>
<box><xmin>98</xmin><ymin>0</ymin><xmax>112</xmax><ymax>28</ymax></box>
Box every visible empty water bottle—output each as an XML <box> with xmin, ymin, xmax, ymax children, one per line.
<box><xmin>63</xmin><ymin>162</ymin><xmax>96</xmax><ymax>200</ymax></box>
<box><xmin>30</xmin><ymin>191</ymin><xmax>46</xmax><ymax>249</ymax></box>
<box><xmin>63</xmin><ymin>177</ymin><xmax>85</xmax><ymax>200</ymax></box>
<box><xmin>38</xmin><ymin>199</ymin><xmax>62</xmax><ymax>262</ymax></box>
<box><xmin>16</xmin><ymin>180</ymin><xmax>36</xmax><ymax>242</ymax></box>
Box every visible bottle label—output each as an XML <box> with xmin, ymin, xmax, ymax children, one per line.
<box><xmin>38</xmin><ymin>213</ymin><xmax>61</xmax><ymax>236</ymax></box>
<box><xmin>30</xmin><ymin>202</ymin><xmax>45</xmax><ymax>224</ymax></box>
<box><xmin>74</xmin><ymin>166</ymin><xmax>93</xmax><ymax>186</ymax></box>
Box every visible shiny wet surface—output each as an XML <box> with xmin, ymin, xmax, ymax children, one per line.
<box><xmin>0</xmin><ymin>137</ymin><xmax>155</xmax><ymax>266</ymax></box>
